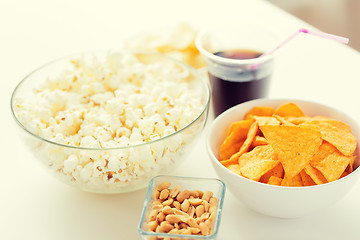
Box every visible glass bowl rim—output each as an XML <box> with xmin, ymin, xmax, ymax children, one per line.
<box><xmin>10</xmin><ymin>50</ymin><xmax>211</xmax><ymax>151</ymax></box>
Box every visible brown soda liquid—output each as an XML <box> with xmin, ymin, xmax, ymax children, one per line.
<box><xmin>210</xmin><ymin>49</ymin><xmax>270</xmax><ymax>117</ymax></box>
<box><xmin>215</xmin><ymin>48</ymin><xmax>262</xmax><ymax>59</ymax></box>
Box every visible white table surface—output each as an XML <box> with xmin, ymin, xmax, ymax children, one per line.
<box><xmin>2</xmin><ymin>0</ymin><xmax>360</xmax><ymax>239</ymax></box>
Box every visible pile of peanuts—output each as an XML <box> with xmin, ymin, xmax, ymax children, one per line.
<box><xmin>147</xmin><ymin>181</ymin><xmax>218</xmax><ymax>237</ymax></box>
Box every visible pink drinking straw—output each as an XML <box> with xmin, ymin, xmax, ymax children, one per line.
<box><xmin>250</xmin><ymin>28</ymin><xmax>349</xmax><ymax>69</ymax></box>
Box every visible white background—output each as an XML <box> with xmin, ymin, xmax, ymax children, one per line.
<box><xmin>1</xmin><ymin>0</ymin><xmax>360</xmax><ymax>239</ymax></box>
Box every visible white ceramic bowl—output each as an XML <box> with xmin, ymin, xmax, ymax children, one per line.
<box><xmin>206</xmin><ymin>98</ymin><xmax>360</xmax><ymax>218</ymax></box>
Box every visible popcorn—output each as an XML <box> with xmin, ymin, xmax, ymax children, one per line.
<box><xmin>63</xmin><ymin>155</ymin><xmax>79</xmax><ymax>173</ymax></box>
<box><xmin>13</xmin><ymin>52</ymin><xmax>207</xmax><ymax>193</ymax></box>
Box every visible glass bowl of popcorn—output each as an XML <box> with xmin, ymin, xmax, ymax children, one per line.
<box><xmin>10</xmin><ymin>51</ymin><xmax>210</xmax><ymax>193</ymax></box>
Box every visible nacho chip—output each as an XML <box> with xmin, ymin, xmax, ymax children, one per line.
<box><xmin>281</xmin><ymin>174</ymin><xmax>303</xmax><ymax>187</ymax></box>
<box><xmin>259</xmin><ymin>162</ymin><xmax>284</xmax><ymax>183</ymax></box>
<box><xmin>274</xmin><ymin>102</ymin><xmax>305</xmax><ymax>117</ymax></box>
<box><xmin>226</xmin><ymin>164</ymin><xmax>241</xmax><ymax>175</ymax></box>
<box><xmin>251</xmin><ymin>116</ymin><xmax>280</xmax><ymax>126</ymax></box>
<box><xmin>285</xmin><ymin>116</ymin><xmax>313</xmax><ymax>125</ymax></box>
<box><xmin>224</xmin><ymin>121</ymin><xmax>259</xmax><ymax>165</ymax></box>
<box><xmin>267</xmin><ymin>176</ymin><xmax>283</xmax><ymax>186</ymax></box>
<box><xmin>219</xmin><ymin>119</ymin><xmax>253</xmax><ymax>160</ymax></box>
<box><xmin>273</xmin><ymin>115</ymin><xmax>296</xmax><ymax>126</ymax></box>
<box><xmin>126</xmin><ymin>23</ymin><xmax>205</xmax><ymax>69</ymax></box>
<box><xmin>299</xmin><ymin>170</ymin><xmax>316</xmax><ymax>186</ymax></box>
<box><xmin>239</xmin><ymin>145</ymin><xmax>279</xmax><ymax>181</ymax></box>
<box><xmin>346</xmin><ymin>156</ymin><xmax>355</xmax><ymax>173</ymax></box>
<box><xmin>311</xmin><ymin>142</ymin><xmax>353</xmax><ymax>182</ymax></box>
<box><xmin>340</xmin><ymin>171</ymin><xmax>350</xmax><ymax>178</ymax></box>
<box><xmin>250</xmin><ymin>136</ymin><xmax>269</xmax><ymax>148</ymax></box>
<box><xmin>244</xmin><ymin>106</ymin><xmax>275</xmax><ymax>120</ymax></box>
<box><xmin>261</xmin><ymin>125</ymin><xmax>322</xmax><ymax>178</ymax></box>
<box><xmin>304</xmin><ymin>165</ymin><xmax>328</xmax><ymax>185</ymax></box>
<box><xmin>301</xmin><ymin>119</ymin><xmax>357</xmax><ymax>157</ymax></box>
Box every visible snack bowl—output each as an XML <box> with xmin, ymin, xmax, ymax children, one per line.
<box><xmin>206</xmin><ymin>98</ymin><xmax>360</xmax><ymax>218</ymax></box>
<box><xmin>138</xmin><ymin>175</ymin><xmax>225</xmax><ymax>240</ymax></box>
<box><xmin>10</xmin><ymin>51</ymin><xmax>210</xmax><ymax>193</ymax></box>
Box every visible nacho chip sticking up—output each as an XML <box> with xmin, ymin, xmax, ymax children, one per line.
<box><xmin>250</xmin><ymin>136</ymin><xmax>269</xmax><ymax>148</ymax></box>
<box><xmin>219</xmin><ymin>119</ymin><xmax>253</xmax><ymax>160</ymax></box>
<box><xmin>220</xmin><ymin>121</ymin><xmax>259</xmax><ymax>166</ymax></box>
<box><xmin>300</xmin><ymin>170</ymin><xmax>316</xmax><ymax>186</ymax></box>
<box><xmin>239</xmin><ymin>145</ymin><xmax>279</xmax><ymax>181</ymax></box>
<box><xmin>311</xmin><ymin>141</ymin><xmax>353</xmax><ymax>182</ymax></box>
<box><xmin>274</xmin><ymin>102</ymin><xmax>305</xmax><ymax>117</ymax></box>
<box><xmin>251</xmin><ymin>116</ymin><xmax>280</xmax><ymax>127</ymax></box>
<box><xmin>260</xmin><ymin>125</ymin><xmax>322</xmax><ymax>178</ymax></box>
<box><xmin>304</xmin><ymin>164</ymin><xmax>328</xmax><ymax>185</ymax></box>
<box><xmin>273</xmin><ymin>115</ymin><xmax>296</xmax><ymax>126</ymax></box>
<box><xmin>301</xmin><ymin>119</ymin><xmax>357</xmax><ymax>157</ymax></box>
<box><xmin>244</xmin><ymin>106</ymin><xmax>275</xmax><ymax>120</ymax></box>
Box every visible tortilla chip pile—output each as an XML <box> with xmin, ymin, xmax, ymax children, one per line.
<box><xmin>219</xmin><ymin>102</ymin><xmax>358</xmax><ymax>187</ymax></box>
<box><xmin>126</xmin><ymin>23</ymin><xmax>205</xmax><ymax>69</ymax></box>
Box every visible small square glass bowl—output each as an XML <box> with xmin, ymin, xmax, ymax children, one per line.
<box><xmin>138</xmin><ymin>175</ymin><xmax>226</xmax><ymax>240</ymax></box>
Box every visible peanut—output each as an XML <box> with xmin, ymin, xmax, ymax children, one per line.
<box><xmin>176</xmin><ymin>190</ymin><xmax>190</xmax><ymax>203</ymax></box>
<box><xmin>172</xmin><ymin>201</ymin><xmax>181</xmax><ymax>210</ymax></box>
<box><xmin>152</xmin><ymin>200</ymin><xmax>162</xmax><ymax>206</ymax></box>
<box><xmin>169</xmin><ymin>185</ymin><xmax>181</xmax><ymax>198</ymax></box>
<box><xmin>165</xmin><ymin>214</ymin><xmax>181</xmax><ymax>224</ymax></box>
<box><xmin>202</xmin><ymin>191</ymin><xmax>213</xmax><ymax>202</ymax></box>
<box><xmin>196</xmin><ymin>190</ymin><xmax>204</xmax><ymax>198</ymax></box>
<box><xmin>155</xmin><ymin>225</ymin><xmax>164</xmax><ymax>233</ymax></box>
<box><xmin>209</xmin><ymin>196</ymin><xmax>217</xmax><ymax>206</ymax></box>
<box><xmin>162</xmin><ymin>198</ymin><xmax>174</xmax><ymax>206</ymax></box>
<box><xmin>156</xmin><ymin>212</ymin><xmax>165</xmax><ymax>223</ymax></box>
<box><xmin>174</xmin><ymin>222</ymin><xmax>180</xmax><ymax>229</ymax></box>
<box><xmin>180</xmin><ymin>199</ymin><xmax>190</xmax><ymax>212</ymax></box>
<box><xmin>154</xmin><ymin>190</ymin><xmax>160</xmax><ymax>199</ymax></box>
<box><xmin>149</xmin><ymin>209</ymin><xmax>158</xmax><ymax>221</ymax></box>
<box><xmin>156</xmin><ymin>181</ymin><xmax>171</xmax><ymax>191</ymax></box>
<box><xmin>196</xmin><ymin>212</ymin><xmax>210</xmax><ymax>224</ymax></box>
<box><xmin>188</xmin><ymin>198</ymin><xmax>202</xmax><ymax>206</ymax></box>
<box><xmin>147</xmin><ymin>220</ymin><xmax>157</xmax><ymax>232</ymax></box>
<box><xmin>208</xmin><ymin>212</ymin><xmax>216</xmax><ymax>222</ymax></box>
<box><xmin>177</xmin><ymin>214</ymin><xmax>190</xmax><ymax>223</ymax></box>
<box><xmin>152</xmin><ymin>204</ymin><xmax>163</xmax><ymax>211</ymax></box>
<box><xmin>173</xmin><ymin>209</ymin><xmax>189</xmax><ymax>216</ymax></box>
<box><xmin>182</xmin><ymin>228</ymin><xmax>192</xmax><ymax>235</ymax></box>
<box><xmin>159</xmin><ymin>188</ymin><xmax>170</xmax><ymax>200</ymax></box>
<box><xmin>203</xmin><ymin>201</ymin><xmax>210</xmax><ymax>212</ymax></box>
<box><xmin>188</xmin><ymin>227</ymin><xmax>201</xmax><ymax>234</ymax></box>
<box><xmin>195</xmin><ymin>205</ymin><xmax>205</xmax><ymax>218</ymax></box>
<box><xmin>179</xmin><ymin>222</ymin><xmax>189</xmax><ymax>229</ymax></box>
<box><xmin>187</xmin><ymin>206</ymin><xmax>195</xmax><ymax>218</ymax></box>
<box><xmin>162</xmin><ymin>206</ymin><xmax>174</xmax><ymax>215</ymax></box>
<box><xmin>160</xmin><ymin>221</ymin><xmax>174</xmax><ymax>233</ymax></box>
<box><xmin>199</xmin><ymin>222</ymin><xmax>210</xmax><ymax>235</ymax></box>
<box><xmin>168</xmin><ymin>228</ymin><xmax>180</xmax><ymax>234</ymax></box>
<box><xmin>187</xmin><ymin>217</ymin><xmax>199</xmax><ymax>228</ymax></box>
<box><xmin>209</xmin><ymin>205</ymin><xmax>217</xmax><ymax>214</ymax></box>
<box><xmin>189</xmin><ymin>190</ymin><xmax>199</xmax><ymax>198</ymax></box>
